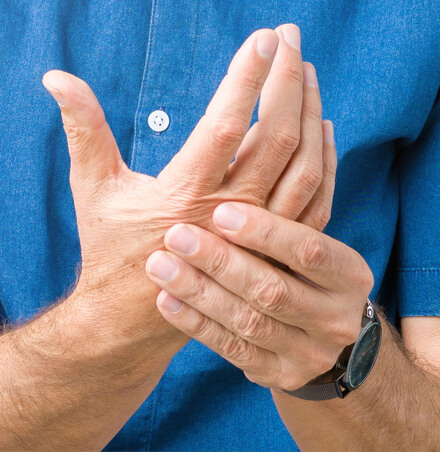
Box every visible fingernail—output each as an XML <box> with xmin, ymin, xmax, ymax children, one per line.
<box><xmin>213</xmin><ymin>204</ymin><xmax>245</xmax><ymax>231</ymax></box>
<box><xmin>146</xmin><ymin>252</ymin><xmax>178</xmax><ymax>281</ymax></box>
<box><xmin>323</xmin><ymin>120</ymin><xmax>334</xmax><ymax>144</ymax></box>
<box><xmin>303</xmin><ymin>63</ymin><xmax>318</xmax><ymax>87</ymax></box>
<box><xmin>282</xmin><ymin>24</ymin><xmax>301</xmax><ymax>51</ymax></box>
<box><xmin>166</xmin><ymin>225</ymin><xmax>199</xmax><ymax>255</ymax></box>
<box><xmin>257</xmin><ymin>30</ymin><xmax>279</xmax><ymax>59</ymax></box>
<box><xmin>158</xmin><ymin>291</ymin><xmax>183</xmax><ymax>314</ymax></box>
<box><xmin>42</xmin><ymin>73</ymin><xmax>65</xmax><ymax>107</ymax></box>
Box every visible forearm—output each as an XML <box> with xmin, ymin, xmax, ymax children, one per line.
<box><xmin>0</xmin><ymin>288</ymin><xmax>179</xmax><ymax>451</ymax></box>
<box><xmin>272</xmin><ymin>315</ymin><xmax>440</xmax><ymax>451</ymax></box>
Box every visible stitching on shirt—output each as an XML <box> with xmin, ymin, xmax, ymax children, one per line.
<box><xmin>180</xmin><ymin>0</ymin><xmax>200</xmax><ymax>122</ymax></box>
<box><xmin>397</xmin><ymin>268</ymin><xmax>440</xmax><ymax>273</ymax></box>
<box><xmin>129</xmin><ymin>0</ymin><xmax>159</xmax><ymax>171</ymax></box>
<box><xmin>132</xmin><ymin>3</ymin><xmax>160</xmax><ymax>450</ymax></box>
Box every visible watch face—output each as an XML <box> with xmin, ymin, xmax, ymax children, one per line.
<box><xmin>346</xmin><ymin>322</ymin><xmax>381</xmax><ymax>389</ymax></box>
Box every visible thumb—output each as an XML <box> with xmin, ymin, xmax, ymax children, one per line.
<box><xmin>42</xmin><ymin>70</ymin><xmax>125</xmax><ymax>190</ymax></box>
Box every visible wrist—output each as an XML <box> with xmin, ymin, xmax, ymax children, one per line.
<box><xmin>57</xmin><ymin>288</ymin><xmax>183</xmax><ymax>390</ymax></box>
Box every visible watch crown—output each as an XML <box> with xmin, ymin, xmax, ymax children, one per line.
<box><xmin>366</xmin><ymin>299</ymin><xmax>374</xmax><ymax>319</ymax></box>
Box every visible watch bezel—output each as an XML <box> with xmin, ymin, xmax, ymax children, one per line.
<box><xmin>341</xmin><ymin>319</ymin><xmax>382</xmax><ymax>391</ymax></box>
<box><xmin>282</xmin><ymin>300</ymin><xmax>382</xmax><ymax>401</ymax></box>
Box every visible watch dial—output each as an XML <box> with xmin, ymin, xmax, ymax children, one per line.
<box><xmin>348</xmin><ymin>323</ymin><xmax>381</xmax><ymax>389</ymax></box>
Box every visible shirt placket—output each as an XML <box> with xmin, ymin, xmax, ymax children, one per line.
<box><xmin>128</xmin><ymin>0</ymin><xmax>201</xmax><ymax>449</ymax></box>
<box><xmin>129</xmin><ymin>0</ymin><xmax>201</xmax><ymax>178</ymax></box>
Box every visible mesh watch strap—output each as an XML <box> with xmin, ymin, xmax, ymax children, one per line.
<box><xmin>283</xmin><ymin>299</ymin><xmax>380</xmax><ymax>401</ymax></box>
<box><xmin>283</xmin><ymin>375</ymin><xmax>348</xmax><ymax>400</ymax></box>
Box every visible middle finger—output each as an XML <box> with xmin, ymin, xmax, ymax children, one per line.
<box><xmin>226</xmin><ymin>24</ymin><xmax>304</xmax><ymax>200</ymax></box>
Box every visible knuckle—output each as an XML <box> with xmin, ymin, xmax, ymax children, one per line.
<box><xmin>209</xmin><ymin>117</ymin><xmax>248</xmax><ymax>148</ymax></box>
<box><xmin>312</xmin><ymin>350</ymin><xmax>339</xmax><ymax>377</ymax></box>
<box><xmin>278</xmin><ymin>63</ymin><xmax>304</xmax><ymax>86</ymax></box>
<box><xmin>243</xmin><ymin>371</ymin><xmax>269</xmax><ymax>388</ymax></box>
<box><xmin>254</xmin><ymin>274</ymin><xmax>290</xmax><ymax>314</ymax></box>
<box><xmin>189</xmin><ymin>312</ymin><xmax>211</xmax><ymax>338</ymax></box>
<box><xmin>277</xmin><ymin>371</ymin><xmax>303</xmax><ymax>393</ymax></box>
<box><xmin>267</xmin><ymin>125</ymin><xmax>300</xmax><ymax>155</ymax></box>
<box><xmin>204</xmin><ymin>246</ymin><xmax>231</xmax><ymax>279</ymax></box>
<box><xmin>237</xmin><ymin>70</ymin><xmax>266</xmax><ymax>95</ymax></box>
<box><xmin>258</xmin><ymin>219</ymin><xmax>278</xmax><ymax>250</ymax></box>
<box><xmin>233</xmin><ymin>308</ymin><xmax>272</xmax><ymax>344</ymax></box>
<box><xmin>311</xmin><ymin>201</ymin><xmax>332</xmax><ymax>231</ymax></box>
<box><xmin>359</xmin><ymin>266</ymin><xmax>375</xmax><ymax>293</ymax></box>
<box><xmin>296</xmin><ymin>165</ymin><xmax>322</xmax><ymax>195</ymax></box>
<box><xmin>63</xmin><ymin>111</ymin><xmax>106</xmax><ymax>149</ymax></box>
<box><xmin>297</xmin><ymin>234</ymin><xmax>330</xmax><ymax>272</ymax></box>
<box><xmin>221</xmin><ymin>336</ymin><xmax>255</xmax><ymax>366</ymax></box>
<box><xmin>280</xmin><ymin>380</ymin><xmax>301</xmax><ymax>393</ymax></box>
<box><xmin>64</xmin><ymin>124</ymin><xmax>93</xmax><ymax>151</ymax></box>
<box><xmin>301</xmin><ymin>102</ymin><xmax>322</xmax><ymax>122</ymax></box>
<box><xmin>187</xmin><ymin>272</ymin><xmax>212</xmax><ymax>308</ymax></box>
<box><xmin>332</xmin><ymin>318</ymin><xmax>361</xmax><ymax>348</ymax></box>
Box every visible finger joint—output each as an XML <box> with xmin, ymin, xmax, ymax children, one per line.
<box><xmin>297</xmin><ymin>234</ymin><xmax>331</xmax><ymax>273</ymax></box>
<box><xmin>253</xmin><ymin>274</ymin><xmax>290</xmax><ymax>314</ymax></box>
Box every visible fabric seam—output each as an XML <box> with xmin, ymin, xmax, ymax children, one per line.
<box><xmin>397</xmin><ymin>267</ymin><xmax>440</xmax><ymax>273</ymax></box>
<box><xmin>129</xmin><ymin>0</ymin><xmax>159</xmax><ymax>171</ymax></box>
<box><xmin>138</xmin><ymin>5</ymin><xmax>159</xmax><ymax>449</ymax></box>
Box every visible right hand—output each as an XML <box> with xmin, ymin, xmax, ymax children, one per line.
<box><xmin>42</xmin><ymin>24</ymin><xmax>331</xmax><ymax>373</ymax></box>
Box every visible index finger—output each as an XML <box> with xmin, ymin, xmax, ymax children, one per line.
<box><xmin>159</xmin><ymin>29</ymin><xmax>279</xmax><ymax>191</ymax></box>
<box><xmin>211</xmin><ymin>202</ymin><xmax>374</xmax><ymax>294</ymax></box>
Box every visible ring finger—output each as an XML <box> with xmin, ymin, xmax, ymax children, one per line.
<box><xmin>145</xmin><ymin>249</ymin><xmax>310</xmax><ymax>357</ymax></box>
<box><xmin>268</xmin><ymin>63</ymin><xmax>323</xmax><ymax>219</ymax></box>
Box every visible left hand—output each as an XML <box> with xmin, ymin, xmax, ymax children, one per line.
<box><xmin>145</xmin><ymin>202</ymin><xmax>374</xmax><ymax>391</ymax></box>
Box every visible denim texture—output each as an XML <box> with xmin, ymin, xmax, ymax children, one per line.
<box><xmin>0</xmin><ymin>1</ymin><xmax>439</xmax><ymax>450</ymax></box>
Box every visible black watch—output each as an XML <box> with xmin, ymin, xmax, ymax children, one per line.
<box><xmin>283</xmin><ymin>299</ymin><xmax>382</xmax><ymax>401</ymax></box>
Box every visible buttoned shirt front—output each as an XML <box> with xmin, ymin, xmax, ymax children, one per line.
<box><xmin>0</xmin><ymin>1</ymin><xmax>439</xmax><ymax>450</ymax></box>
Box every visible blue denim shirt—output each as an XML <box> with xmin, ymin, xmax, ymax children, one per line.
<box><xmin>1</xmin><ymin>1</ymin><xmax>439</xmax><ymax>450</ymax></box>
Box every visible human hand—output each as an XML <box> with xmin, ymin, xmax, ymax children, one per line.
<box><xmin>42</xmin><ymin>24</ymin><xmax>325</xmax><ymax>363</ymax></box>
<box><xmin>146</xmin><ymin>199</ymin><xmax>374</xmax><ymax>391</ymax></box>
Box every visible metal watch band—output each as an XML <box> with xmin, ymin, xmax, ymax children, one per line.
<box><xmin>283</xmin><ymin>299</ymin><xmax>379</xmax><ymax>401</ymax></box>
<box><xmin>283</xmin><ymin>375</ymin><xmax>347</xmax><ymax>400</ymax></box>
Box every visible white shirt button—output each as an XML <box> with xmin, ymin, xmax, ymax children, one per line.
<box><xmin>148</xmin><ymin>109</ymin><xmax>170</xmax><ymax>132</ymax></box>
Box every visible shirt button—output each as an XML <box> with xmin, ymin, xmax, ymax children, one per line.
<box><xmin>148</xmin><ymin>109</ymin><xmax>170</xmax><ymax>133</ymax></box>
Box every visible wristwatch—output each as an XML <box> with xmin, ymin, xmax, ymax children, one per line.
<box><xmin>284</xmin><ymin>299</ymin><xmax>382</xmax><ymax>401</ymax></box>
